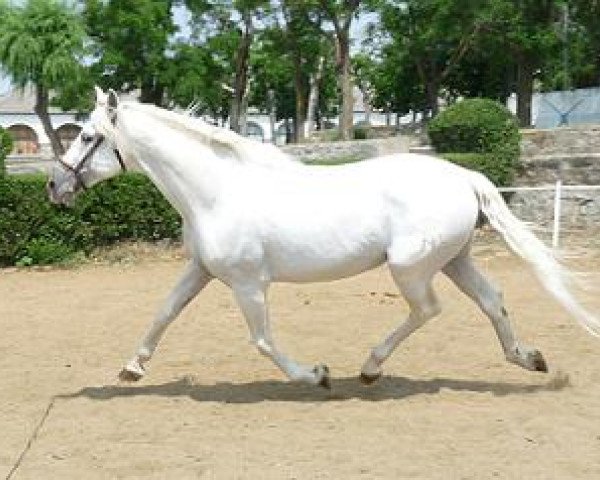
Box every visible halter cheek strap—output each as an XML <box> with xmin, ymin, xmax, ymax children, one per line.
<box><xmin>58</xmin><ymin>137</ymin><xmax>126</xmax><ymax>191</ymax></box>
<box><xmin>114</xmin><ymin>148</ymin><xmax>127</xmax><ymax>172</ymax></box>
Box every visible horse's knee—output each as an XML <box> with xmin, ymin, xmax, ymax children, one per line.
<box><xmin>424</xmin><ymin>301</ymin><xmax>442</xmax><ymax>320</ymax></box>
<box><xmin>412</xmin><ymin>299</ymin><xmax>441</xmax><ymax>323</ymax></box>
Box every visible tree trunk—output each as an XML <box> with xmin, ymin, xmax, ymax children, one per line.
<box><xmin>305</xmin><ymin>56</ymin><xmax>324</xmax><ymax>138</ymax></box>
<box><xmin>336</xmin><ymin>31</ymin><xmax>354</xmax><ymax>140</ymax></box>
<box><xmin>34</xmin><ymin>85</ymin><xmax>64</xmax><ymax>158</ymax></box>
<box><xmin>283</xmin><ymin>118</ymin><xmax>292</xmax><ymax>144</ymax></box>
<box><xmin>516</xmin><ymin>58</ymin><xmax>534</xmax><ymax>127</ymax></box>
<box><xmin>319</xmin><ymin>0</ymin><xmax>360</xmax><ymax>140</ymax></box>
<box><xmin>293</xmin><ymin>57</ymin><xmax>306</xmax><ymax>143</ymax></box>
<box><xmin>239</xmin><ymin>80</ymin><xmax>250</xmax><ymax>136</ymax></box>
<box><xmin>268</xmin><ymin>89</ymin><xmax>276</xmax><ymax>144</ymax></box>
<box><xmin>425</xmin><ymin>80</ymin><xmax>439</xmax><ymax>118</ymax></box>
<box><xmin>140</xmin><ymin>79</ymin><xmax>164</xmax><ymax>106</ymax></box>
<box><xmin>415</xmin><ymin>60</ymin><xmax>439</xmax><ymax>119</ymax></box>
<box><xmin>230</xmin><ymin>12</ymin><xmax>253</xmax><ymax>133</ymax></box>
<box><xmin>362</xmin><ymin>89</ymin><xmax>372</xmax><ymax>125</ymax></box>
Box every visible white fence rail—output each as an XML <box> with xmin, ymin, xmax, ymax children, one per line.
<box><xmin>498</xmin><ymin>182</ymin><xmax>600</xmax><ymax>248</ymax></box>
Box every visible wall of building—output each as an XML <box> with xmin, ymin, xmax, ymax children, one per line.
<box><xmin>1</xmin><ymin>112</ymin><xmax>84</xmax><ymax>158</ymax></box>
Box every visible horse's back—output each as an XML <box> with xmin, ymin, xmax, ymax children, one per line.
<box><xmin>303</xmin><ymin>153</ymin><xmax>479</xmax><ymax>235</ymax></box>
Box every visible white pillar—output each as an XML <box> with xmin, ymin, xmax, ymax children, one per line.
<box><xmin>552</xmin><ymin>180</ymin><xmax>562</xmax><ymax>248</ymax></box>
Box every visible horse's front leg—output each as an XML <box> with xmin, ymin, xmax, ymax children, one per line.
<box><xmin>119</xmin><ymin>260</ymin><xmax>212</xmax><ymax>381</ymax></box>
<box><xmin>233</xmin><ymin>283</ymin><xmax>331</xmax><ymax>388</ymax></box>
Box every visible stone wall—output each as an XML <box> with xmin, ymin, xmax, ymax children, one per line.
<box><xmin>520</xmin><ymin>125</ymin><xmax>600</xmax><ymax>157</ymax></box>
<box><xmin>281</xmin><ymin>137</ymin><xmax>409</xmax><ymax>164</ymax></box>
<box><xmin>508</xmin><ymin>126</ymin><xmax>600</xmax><ymax>232</ymax></box>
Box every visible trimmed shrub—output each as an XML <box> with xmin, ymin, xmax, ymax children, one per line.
<box><xmin>0</xmin><ymin>126</ymin><xmax>13</xmax><ymax>176</ymax></box>
<box><xmin>441</xmin><ymin>152</ymin><xmax>513</xmax><ymax>188</ymax></box>
<box><xmin>0</xmin><ymin>173</ymin><xmax>181</xmax><ymax>266</ymax></box>
<box><xmin>427</xmin><ymin>98</ymin><xmax>520</xmax><ymax>186</ymax></box>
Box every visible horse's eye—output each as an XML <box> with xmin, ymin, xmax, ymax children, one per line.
<box><xmin>81</xmin><ymin>133</ymin><xmax>94</xmax><ymax>143</ymax></box>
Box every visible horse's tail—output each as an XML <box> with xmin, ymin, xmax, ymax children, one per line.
<box><xmin>466</xmin><ymin>170</ymin><xmax>600</xmax><ymax>337</ymax></box>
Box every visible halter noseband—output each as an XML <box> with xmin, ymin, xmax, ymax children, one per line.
<box><xmin>58</xmin><ymin>118</ymin><xmax>126</xmax><ymax>191</ymax></box>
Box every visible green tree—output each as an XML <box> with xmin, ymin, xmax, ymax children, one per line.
<box><xmin>444</xmin><ymin>30</ymin><xmax>515</xmax><ymax>103</ymax></box>
<box><xmin>544</xmin><ymin>1</ymin><xmax>600</xmax><ymax>90</ymax></box>
<box><xmin>379</xmin><ymin>0</ymin><xmax>484</xmax><ymax>118</ymax></box>
<box><xmin>251</xmin><ymin>23</ymin><xmax>337</xmax><ymax>141</ymax></box>
<box><xmin>359</xmin><ymin>23</ymin><xmax>427</xmax><ymax>123</ymax></box>
<box><xmin>0</xmin><ymin>126</ymin><xmax>13</xmax><ymax>176</ymax></box>
<box><xmin>318</xmin><ymin>0</ymin><xmax>363</xmax><ymax>140</ymax></box>
<box><xmin>83</xmin><ymin>0</ymin><xmax>176</xmax><ymax>105</ymax></box>
<box><xmin>184</xmin><ymin>0</ymin><xmax>270</xmax><ymax>133</ymax></box>
<box><xmin>278</xmin><ymin>0</ymin><xmax>328</xmax><ymax>141</ymax></box>
<box><xmin>482</xmin><ymin>0</ymin><xmax>563</xmax><ymax>127</ymax></box>
<box><xmin>0</xmin><ymin>0</ymin><xmax>87</xmax><ymax>157</ymax></box>
<box><xmin>165</xmin><ymin>41</ymin><xmax>232</xmax><ymax>121</ymax></box>
<box><xmin>250</xmin><ymin>26</ymin><xmax>297</xmax><ymax>133</ymax></box>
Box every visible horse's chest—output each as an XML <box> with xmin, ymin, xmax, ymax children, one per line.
<box><xmin>187</xmin><ymin>218</ymin><xmax>265</xmax><ymax>279</ymax></box>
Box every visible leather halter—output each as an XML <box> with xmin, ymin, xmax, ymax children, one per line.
<box><xmin>57</xmin><ymin>117</ymin><xmax>126</xmax><ymax>191</ymax></box>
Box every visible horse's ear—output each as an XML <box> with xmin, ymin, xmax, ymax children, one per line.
<box><xmin>94</xmin><ymin>85</ymin><xmax>107</xmax><ymax>105</ymax></box>
<box><xmin>107</xmin><ymin>89</ymin><xmax>118</xmax><ymax>109</ymax></box>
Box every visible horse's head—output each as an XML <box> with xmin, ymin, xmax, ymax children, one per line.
<box><xmin>47</xmin><ymin>86</ymin><xmax>127</xmax><ymax>206</ymax></box>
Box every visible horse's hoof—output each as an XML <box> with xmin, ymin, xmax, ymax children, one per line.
<box><xmin>531</xmin><ymin>351</ymin><xmax>548</xmax><ymax>373</ymax></box>
<box><xmin>314</xmin><ymin>364</ymin><xmax>331</xmax><ymax>390</ymax></box>
<box><xmin>118</xmin><ymin>367</ymin><xmax>144</xmax><ymax>382</ymax></box>
<box><xmin>359</xmin><ymin>371</ymin><xmax>382</xmax><ymax>385</ymax></box>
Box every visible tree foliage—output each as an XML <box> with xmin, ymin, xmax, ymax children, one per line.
<box><xmin>378</xmin><ymin>0</ymin><xmax>485</xmax><ymax>117</ymax></box>
<box><xmin>83</xmin><ymin>0</ymin><xmax>177</xmax><ymax>105</ymax></box>
<box><xmin>0</xmin><ymin>0</ymin><xmax>87</xmax><ymax>156</ymax></box>
<box><xmin>3</xmin><ymin>0</ymin><xmax>600</xmax><ymax>145</ymax></box>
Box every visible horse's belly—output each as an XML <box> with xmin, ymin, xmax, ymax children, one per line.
<box><xmin>264</xmin><ymin>225</ymin><xmax>390</xmax><ymax>283</ymax></box>
<box><xmin>268</xmin><ymin>247</ymin><xmax>387</xmax><ymax>283</ymax></box>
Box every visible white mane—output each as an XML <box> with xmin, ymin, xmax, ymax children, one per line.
<box><xmin>119</xmin><ymin>102</ymin><xmax>300</xmax><ymax>170</ymax></box>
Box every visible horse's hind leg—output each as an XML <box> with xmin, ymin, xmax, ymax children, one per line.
<box><xmin>443</xmin><ymin>251</ymin><xmax>547</xmax><ymax>372</ymax></box>
<box><xmin>119</xmin><ymin>260</ymin><xmax>212</xmax><ymax>381</ymax></box>
<box><xmin>233</xmin><ymin>282</ymin><xmax>331</xmax><ymax>388</ymax></box>
<box><xmin>360</xmin><ymin>275</ymin><xmax>441</xmax><ymax>384</ymax></box>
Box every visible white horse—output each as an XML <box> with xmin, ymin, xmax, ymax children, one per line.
<box><xmin>47</xmin><ymin>87</ymin><xmax>599</xmax><ymax>388</ymax></box>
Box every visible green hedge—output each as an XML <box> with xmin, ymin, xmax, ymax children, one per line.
<box><xmin>427</xmin><ymin>98</ymin><xmax>520</xmax><ymax>186</ymax></box>
<box><xmin>0</xmin><ymin>174</ymin><xmax>181</xmax><ymax>266</ymax></box>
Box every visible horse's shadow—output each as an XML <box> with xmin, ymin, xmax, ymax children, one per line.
<box><xmin>59</xmin><ymin>371</ymin><xmax>570</xmax><ymax>404</ymax></box>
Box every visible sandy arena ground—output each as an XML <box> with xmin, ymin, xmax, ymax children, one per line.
<box><xmin>1</xmin><ymin>240</ymin><xmax>600</xmax><ymax>479</ymax></box>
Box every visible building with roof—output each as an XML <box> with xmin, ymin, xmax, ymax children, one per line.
<box><xmin>0</xmin><ymin>86</ymin><xmax>85</xmax><ymax>173</ymax></box>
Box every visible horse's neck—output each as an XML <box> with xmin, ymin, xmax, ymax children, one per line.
<box><xmin>120</xmin><ymin>110</ymin><xmax>230</xmax><ymax>220</ymax></box>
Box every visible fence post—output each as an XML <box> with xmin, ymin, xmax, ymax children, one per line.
<box><xmin>552</xmin><ymin>180</ymin><xmax>562</xmax><ymax>248</ymax></box>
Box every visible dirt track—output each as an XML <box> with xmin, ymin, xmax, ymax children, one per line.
<box><xmin>1</xmin><ymin>242</ymin><xmax>600</xmax><ymax>479</ymax></box>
